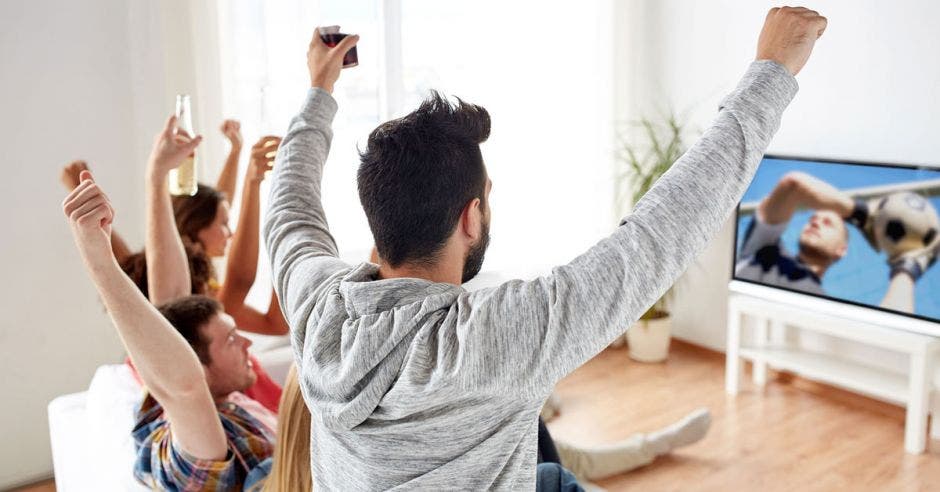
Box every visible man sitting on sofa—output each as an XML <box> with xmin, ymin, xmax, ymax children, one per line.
<box><xmin>265</xmin><ymin>7</ymin><xmax>826</xmax><ymax>490</ymax></box>
<box><xmin>61</xmin><ymin>125</ymin><xmax>278</xmax><ymax>488</ymax></box>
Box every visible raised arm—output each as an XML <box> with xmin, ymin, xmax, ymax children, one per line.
<box><xmin>758</xmin><ymin>171</ymin><xmax>854</xmax><ymax>224</ymax></box>
<box><xmin>263</xmin><ymin>30</ymin><xmax>359</xmax><ymax>321</ymax></box>
<box><xmin>218</xmin><ymin>136</ymin><xmax>289</xmax><ymax>336</ymax></box>
<box><xmin>145</xmin><ymin>117</ymin><xmax>203</xmax><ymax>304</ymax></box>
<box><xmin>215</xmin><ymin>119</ymin><xmax>243</xmax><ymax>200</ymax></box>
<box><xmin>460</xmin><ymin>7</ymin><xmax>827</xmax><ymax>393</ymax></box>
<box><xmin>61</xmin><ymin>160</ymin><xmax>133</xmax><ymax>263</ymax></box>
<box><xmin>62</xmin><ymin>172</ymin><xmax>227</xmax><ymax>460</ymax></box>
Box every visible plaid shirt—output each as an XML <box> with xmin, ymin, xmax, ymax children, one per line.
<box><xmin>132</xmin><ymin>394</ymin><xmax>275</xmax><ymax>491</ymax></box>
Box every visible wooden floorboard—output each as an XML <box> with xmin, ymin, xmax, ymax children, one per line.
<box><xmin>548</xmin><ymin>340</ymin><xmax>940</xmax><ymax>491</ymax></box>
<box><xmin>9</xmin><ymin>480</ymin><xmax>55</xmax><ymax>492</ymax></box>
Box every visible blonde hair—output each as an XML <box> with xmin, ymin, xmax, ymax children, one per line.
<box><xmin>261</xmin><ymin>364</ymin><xmax>312</xmax><ymax>492</ymax></box>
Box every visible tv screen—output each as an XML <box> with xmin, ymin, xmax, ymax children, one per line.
<box><xmin>733</xmin><ymin>156</ymin><xmax>940</xmax><ymax>324</ymax></box>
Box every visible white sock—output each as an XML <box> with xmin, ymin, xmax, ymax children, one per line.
<box><xmin>644</xmin><ymin>408</ymin><xmax>711</xmax><ymax>456</ymax></box>
<box><xmin>555</xmin><ymin>409</ymin><xmax>710</xmax><ymax>482</ymax></box>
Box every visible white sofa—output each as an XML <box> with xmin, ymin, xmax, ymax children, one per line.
<box><xmin>48</xmin><ymin>338</ymin><xmax>293</xmax><ymax>491</ymax></box>
<box><xmin>46</xmin><ymin>268</ymin><xmax>535</xmax><ymax>490</ymax></box>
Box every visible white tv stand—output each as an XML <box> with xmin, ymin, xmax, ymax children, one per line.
<box><xmin>725</xmin><ymin>281</ymin><xmax>940</xmax><ymax>454</ymax></box>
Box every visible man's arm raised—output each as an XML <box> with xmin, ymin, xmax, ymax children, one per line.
<box><xmin>60</xmin><ymin>160</ymin><xmax>134</xmax><ymax>263</ymax></box>
<box><xmin>263</xmin><ymin>29</ymin><xmax>359</xmax><ymax>323</ymax></box>
<box><xmin>63</xmin><ymin>172</ymin><xmax>227</xmax><ymax>460</ymax></box>
<box><xmin>145</xmin><ymin>117</ymin><xmax>203</xmax><ymax>304</ymax></box>
<box><xmin>459</xmin><ymin>7</ymin><xmax>827</xmax><ymax>395</ymax></box>
<box><xmin>216</xmin><ymin>119</ymin><xmax>243</xmax><ymax>201</ymax></box>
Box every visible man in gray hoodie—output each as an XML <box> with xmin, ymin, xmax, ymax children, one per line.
<box><xmin>264</xmin><ymin>7</ymin><xmax>827</xmax><ymax>490</ymax></box>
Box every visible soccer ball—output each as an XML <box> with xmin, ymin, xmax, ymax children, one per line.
<box><xmin>873</xmin><ymin>192</ymin><xmax>940</xmax><ymax>257</ymax></box>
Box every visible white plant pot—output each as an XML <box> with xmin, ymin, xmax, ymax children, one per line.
<box><xmin>627</xmin><ymin>316</ymin><xmax>671</xmax><ymax>362</ymax></box>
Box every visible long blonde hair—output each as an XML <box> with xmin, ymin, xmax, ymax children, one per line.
<box><xmin>262</xmin><ymin>364</ymin><xmax>312</xmax><ymax>492</ymax></box>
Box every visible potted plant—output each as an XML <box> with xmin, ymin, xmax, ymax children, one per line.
<box><xmin>612</xmin><ymin>112</ymin><xmax>689</xmax><ymax>362</ymax></box>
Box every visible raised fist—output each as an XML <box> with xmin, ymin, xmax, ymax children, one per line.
<box><xmin>756</xmin><ymin>7</ymin><xmax>827</xmax><ymax>75</ymax></box>
<box><xmin>220</xmin><ymin>119</ymin><xmax>242</xmax><ymax>149</ymax></box>
<box><xmin>60</xmin><ymin>160</ymin><xmax>90</xmax><ymax>191</ymax></box>
<box><xmin>62</xmin><ymin>170</ymin><xmax>115</xmax><ymax>262</ymax></box>
<box><xmin>307</xmin><ymin>26</ymin><xmax>359</xmax><ymax>93</ymax></box>
<box><xmin>147</xmin><ymin>115</ymin><xmax>203</xmax><ymax>178</ymax></box>
<box><xmin>249</xmin><ymin>136</ymin><xmax>282</xmax><ymax>181</ymax></box>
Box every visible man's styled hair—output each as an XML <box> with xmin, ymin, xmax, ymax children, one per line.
<box><xmin>156</xmin><ymin>295</ymin><xmax>222</xmax><ymax>364</ymax></box>
<box><xmin>358</xmin><ymin>91</ymin><xmax>490</xmax><ymax>267</ymax></box>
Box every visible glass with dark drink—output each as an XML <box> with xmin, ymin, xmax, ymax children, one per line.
<box><xmin>318</xmin><ymin>25</ymin><xmax>358</xmax><ymax>68</ymax></box>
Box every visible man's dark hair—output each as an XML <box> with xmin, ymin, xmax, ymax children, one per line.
<box><xmin>156</xmin><ymin>295</ymin><xmax>222</xmax><ymax>364</ymax></box>
<box><xmin>358</xmin><ymin>91</ymin><xmax>490</xmax><ymax>267</ymax></box>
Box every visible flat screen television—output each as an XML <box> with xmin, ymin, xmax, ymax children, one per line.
<box><xmin>732</xmin><ymin>155</ymin><xmax>940</xmax><ymax>327</ymax></box>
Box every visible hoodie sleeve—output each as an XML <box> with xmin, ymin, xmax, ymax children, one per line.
<box><xmin>263</xmin><ymin>88</ymin><xmax>350</xmax><ymax>332</ymax></box>
<box><xmin>457</xmin><ymin>61</ymin><xmax>799</xmax><ymax>395</ymax></box>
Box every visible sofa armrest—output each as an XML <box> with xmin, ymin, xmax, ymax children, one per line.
<box><xmin>253</xmin><ymin>345</ymin><xmax>294</xmax><ymax>386</ymax></box>
<box><xmin>48</xmin><ymin>392</ymin><xmax>91</xmax><ymax>492</ymax></box>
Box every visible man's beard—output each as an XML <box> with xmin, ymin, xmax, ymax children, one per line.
<box><xmin>461</xmin><ymin>221</ymin><xmax>490</xmax><ymax>283</ymax></box>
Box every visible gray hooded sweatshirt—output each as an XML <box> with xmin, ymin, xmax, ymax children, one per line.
<box><xmin>264</xmin><ymin>60</ymin><xmax>798</xmax><ymax>490</ymax></box>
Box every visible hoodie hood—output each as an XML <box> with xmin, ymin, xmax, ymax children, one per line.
<box><xmin>299</xmin><ymin>262</ymin><xmax>465</xmax><ymax>431</ymax></box>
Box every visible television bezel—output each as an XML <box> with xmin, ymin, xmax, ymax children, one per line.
<box><xmin>731</xmin><ymin>154</ymin><xmax>940</xmax><ymax>328</ymax></box>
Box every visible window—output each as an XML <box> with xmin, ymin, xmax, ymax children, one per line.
<box><xmin>396</xmin><ymin>1</ymin><xmax>616</xmax><ymax>272</ymax></box>
<box><xmin>217</xmin><ymin>0</ymin><xmax>615</xmax><ymax>299</ymax></box>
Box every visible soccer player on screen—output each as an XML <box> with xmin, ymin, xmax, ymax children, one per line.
<box><xmin>735</xmin><ymin>171</ymin><xmax>940</xmax><ymax>313</ymax></box>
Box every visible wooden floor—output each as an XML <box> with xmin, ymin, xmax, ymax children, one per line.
<box><xmin>9</xmin><ymin>481</ymin><xmax>53</xmax><ymax>492</ymax></box>
<box><xmin>549</xmin><ymin>340</ymin><xmax>940</xmax><ymax>491</ymax></box>
<box><xmin>16</xmin><ymin>340</ymin><xmax>940</xmax><ymax>492</ymax></box>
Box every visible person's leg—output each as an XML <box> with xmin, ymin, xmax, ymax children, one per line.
<box><xmin>555</xmin><ymin>434</ymin><xmax>654</xmax><ymax>481</ymax></box>
<box><xmin>535</xmin><ymin>463</ymin><xmax>585</xmax><ymax>492</ymax></box>
<box><xmin>554</xmin><ymin>408</ymin><xmax>711</xmax><ymax>480</ymax></box>
<box><xmin>538</xmin><ymin>417</ymin><xmax>562</xmax><ymax>464</ymax></box>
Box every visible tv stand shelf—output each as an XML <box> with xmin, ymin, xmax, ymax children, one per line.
<box><xmin>737</xmin><ymin>346</ymin><xmax>909</xmax><ymax>403</ymax></box>
<box><xmin>726</xmin><ymin>281</ymin><xmax>940</xmax><ymax>454</ymax></box>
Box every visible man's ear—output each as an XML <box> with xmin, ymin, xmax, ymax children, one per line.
<box><xmin>460</xmin><ymin>198</ymin><xmax>483</xmax><ymax>241</ymax></box>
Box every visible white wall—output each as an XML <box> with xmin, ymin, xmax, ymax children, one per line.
<box><xmin>618</xmin><ymin>1</ymin><xmax>940</xmax><ymax>368</ymax></box>
<box><xmin>0</xmin><ymin>0</ymin><xmax>225</xmax><ymax>487</ymax></box>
